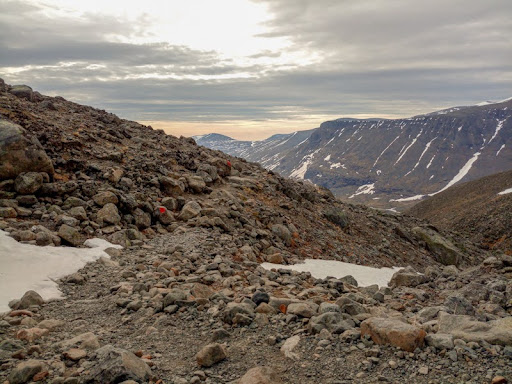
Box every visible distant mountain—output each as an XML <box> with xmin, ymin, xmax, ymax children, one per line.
<box><xmin>407</xmin><ymin>169</ymin><xmax>512</xmax><ymax>254</ymax></box>
<box><xmin>194</xmin><ymin>129</ymin><xmax>315</xmax><ymax>170</ymax></box>
<box><xmin>195</xmin><ymin>99</ymin><xmax>512</xmax><ymax>209</ymax></box>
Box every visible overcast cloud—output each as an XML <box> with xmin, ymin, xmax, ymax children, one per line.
<box><xmin>1</xmin><ymin>0</ymin><xmax>511</xmax><ymax>138</ymax></box>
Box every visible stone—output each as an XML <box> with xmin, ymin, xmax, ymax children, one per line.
<box><xmin>0</xmin><ymin>120</ymin><xmax>54</xmax><ymax>180</ymax></box>
<box><xmin>251</xmin><ymin>291</ymin><xmax>270</xmax><ymax>306</ymax></box>
<box><xmin>160</xmin><ymin>176</ymin><xmax>185</xmax><ymax>195</ymax></box>
<box><xmin>271</xmin><ymin>224</ymin><xmax>291</xmax><ymax>246</ymax></box>
<box><xmin>60</xmin><ymin>332</ymin><xmax>101</xmax><ymax>351</ymax></box>
<box><xmin>309</xmin><ymin>312</ymin><xmax>354</xmax><ymax>334</ymax></box>
<box><xmin>163</xmin><ymin>289</ymin><xmax>188</xmax><ymax>307</ymax></box>
<box><xmin>280</xmin><ymin>335</ymin><xmax>300</xmax><ymax>359</ymax></box>
<box><xmin>389</xmin><ymin>266</ymin><xmax>428</xmax><ymax>288</ymax></box>
<box><xmin>412</xmin><ymin>227</ymin><xmax>462</xmax><ymax>266</ymax></box>
<box><xmin>191</xmin><ymin>283</ymin><xmax>214</xmax><ymax>299</ymax></box>
<box><xmin>336</xmin><ymin>297</ymin><xmax>368</xmax><ymax>316</ymax></box>
<box><xmin>97</xmin><ymin>203</ymin><xmax>121</xmax><ymax>226</ymax></box>
<box><xmin>438</xmin><ymin>312</ymin><xmax>512</xmax><ymax>345</ymax></box>
<box><xmin>444</xmin><ymin>295</ymin><xmax>475</xmax><ymax>316</ymax></box>
<box><xmin>179</xmin><ymin>201</ymin><xmax>201</xmax><ymax>220</ymax></box>
<box><xmin>9</xmin><ymin>85</ymin><xmax>34</xmax><ymax>101</ymax></box>
<box><xmin>133</xmin><ymin>208</ymin><xmax>151</xmax><ymax>229</ymax></box>
<box><xmin>266</xmin><ymin>253</ymin><xmax>283</xmax><ymax>264</ymax></box>
<box><xmin>16</xmin><ymin>327</ymin><xmax>49</xmax><ymax>342</ymax></box>
<box><xmin>223</xmin><ymin>302</ymin><xmax>255</xmax><ymax>325</ymax></box>
<box><xmin>187</xmin><ymin>175</ymin><xmax>206</xmax><ymax>193</ymax></box>
<box><xmin>418</xmin><ymin>366</ymin><xmax>429</xmax><ymax>375</ymax></box>
<box><xmin>8</xmin><ymin>360</ymin><xmax>45</xmax><ymax>384</ymax></box>
<box><xmin>12</xmin><ymin>290</ymin><xmax>44</xmax><ymax>309</ymax></box>
<box><xmin>287</xmin><ymin>302</ymin><xmax>318</xmax><ymax>318</ymax></box>
<box><xmin>492</xmin><ymin>377</ymin><xmax>508</xmax><ymax>384</ymax></box>
<box><xmin>238</xmin><ymin>366</ymin><xmax>282</xmax><ymax>384</ymax></box>
<box><xmin>0</xmin><ymin>206</ymin><xmax>17</xmax><ymax>217</ymax></box>
<box><xmin>63</xmin><ymin>348</ymin><xmax>87</xmax><ymax>361</ymax></box>
<box><xmin>425</xmin><ymin>333</ymin><xmax>454</xmax><ymax>350</ymax></box>
<box><xmin>92</xmin><ymin>191</ymin><xmax>118</xmax><ymax>206</ymax></box>
<box><xmin>14</xmin><ymin>172</ymin><xmax>43</xmax><ymax>194</ymax></box>
<box><xmin>82</xmin><ymin>345</ymin><xmax>151</xmax><ymax>383</ymax></box>
<box><xmin>58</xmin><ymin>224</ymin><xmax>83</xmax><ymax>246</ymax></box>
<box><xmin>196</xmin><ymin>343</ymin><xmax>227</xmax><ymax>367</ymax></box>
<box><xmin>360</xmin><ymin>317</ymin><xmax>426</xmax><ymax>352</ymax></box>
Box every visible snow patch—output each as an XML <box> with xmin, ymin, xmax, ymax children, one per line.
<box><xmin>261</xmin><ymin>259</ymin><xmax>401</xmax><ymax>287</ymax></box>
<box><xmin>349</xmin><ymin>183</ymin><xmax>375</xmax><ymax>199</ymax></box>
<box><xmin>498</xmin><ymin>188</ymin><xmax>512</xmax><ymax>196</ymax></box>
<box><xmin>488</xmin><ymin>119</ymin><xmax>506</xmax><ymax>145</ymax></box>
<box><xmin>497</xmin><ymin>144</ymin><xmax>505</xmax><ymax>156</ymax></box>
<box><xmin>372</xmin><ymin>135</ymin><xmax>400</xmax><ymax>168</ymax></box>
<box><xmin>324</xmin><ymin>154</ymin><xmax>331</xmax><ymax>162</ymax></box>
<box><xmin>430</xmin><ymin>152</ymin><xmax>481</xmax><ymax>196</ymax></box>
<box><xmin>0</xmin><ymin>230</ymin><xmax>122</xmax><ymax>313</ymax></box>
<box><xmin>389</xmin><ymin>194</ymin><xmax>425</xmax><ymax>202</ymax></box>
<box><xmin>394</xmin><ymin>129</ymin><xmax>423</xmax><ymax>165</ymax></box>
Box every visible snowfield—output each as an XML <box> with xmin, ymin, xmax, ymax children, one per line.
<box><xmin>261</xmin><ymin>259</ymin><xmax>401</xmax><ymax>287</ymax></box>
<box><xmin>0</xmin><ymin>230</ymin><xmax>121</xmax><ymax>313</ymax></box>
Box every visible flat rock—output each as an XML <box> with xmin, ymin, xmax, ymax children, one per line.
<box><xmin>196</xmin><ymin>343</ymin><xmax>227</xmax><ymax>367</ymax></box>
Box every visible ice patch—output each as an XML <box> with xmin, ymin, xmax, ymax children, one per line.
<box><xmin>0</xmin><ymin>230</ymin><xmax>122</xmax><ymax>313</ymax></box>
<box><xmin>261</xmin><ymin>259</ymin><xmax>402</xmax><ymax>287</ymax></box>
<box><xmin>498</xmin><ymin>188</ymin><xmax>512</xmax><ymax>196</ymax></box>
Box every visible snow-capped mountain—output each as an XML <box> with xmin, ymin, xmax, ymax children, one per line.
<box><xmin>196</xmin><ymin>99</ymin><xmax>512</xmax><ymax>209</ymax></box>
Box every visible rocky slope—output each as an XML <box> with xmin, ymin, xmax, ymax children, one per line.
<box><xmin>197</xmin><ymin>101</ymin><xmax>512</xmax><ymax>210</ymax></box>
<box><xmin>0</xmin><ymin>79</ymin><xmax>511</xmax><ymax>384</ymax></box>
<box><xmin>408</xmin><ymin>169</ymin><xmax>512</xmax><ymax>255</ymax></box>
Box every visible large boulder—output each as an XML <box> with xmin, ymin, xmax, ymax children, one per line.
<box><xmin>361</xmin><ymin>317</ymin><xmax>426</xmax><ymax>352</ymax></box>
<box><xmin>82</xmin><ymin>345</ymin><xmax>152</xmax><ymax>383</ymax></box>
<box><xmin>438</xmin><ymin>312</ymin><xmax>512</xmax><ymax>345</ymax></box>
<box><xmin>8</xmin><ymin>85</ymin><xmax>34</xmax><ymax>101</ymax></box>
<box><xmin>0</xmin><ymin>120</ymin><xmax>54</xmax><ymax>180</ymax></box>
<box><xmin>389</xmin><ymin>266</ymin><xmax>428</xmax><ymax>288</ymax></box>
<box><xmin>412</xmin><ymin>227</ymin><xmax>462</xmax><ymax>266</ymax></box>
<box><xmin>12</xmin><ymin>290</ymin><xmax>44</xmax><ymax>310</ymax></box>
<box><xmin>8</xmin><ymin>360</ymin><xmax>45</xmax><ymax>384</ymax></box>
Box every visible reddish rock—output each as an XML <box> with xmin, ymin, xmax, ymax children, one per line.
<box><xmin>360</xmin><ymin>317</ymin><xmax>426</xmax><ymax>352</ymax></box>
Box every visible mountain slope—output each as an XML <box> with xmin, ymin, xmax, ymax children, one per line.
<box><xmin>408</xmin><ymin>169</ymin><xmax>512</xmax><ymax>254</ymax></box>
<box><xmin>197</xmin><ymin>101</ymin><xmax>512</xmax><ymax>210</ymax></box>
<box><xmin>195</xmin><ymin>129</ymin><xmax>315</xmax><ymax>170</ymax></box>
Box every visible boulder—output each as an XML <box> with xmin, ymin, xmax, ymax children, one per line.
<box><xmin>438</xmin><ymin>312</ymin><xmax>512</xmax><ymax>345</ymax></box>
<box><xmin>160</xmin><ymin>176</ymin><xmax>185</xmax><ymax>195</ymax></box>
<box><xmin>287</xmin><ymin>302</ymin><xmax>318</xmax><ymax>318</ymax></box>
<box><xmin>223</xmin><ymin>302</ymin><xmax>255</xmax><ymax>325</ymax></box>
<box><xmin>196</xmin><ymin>343</ymin><xmax>227</xmax><ymax>367</ymax></box>
<box><xmin>12</xmin><ymin>290</ymin><xmax>44</xmax><ymax>310</ymax></box>
<box><xmin>187</xmin><ymin>175</ymin><xmax>206</xmax><ymax>193</ymax></box>
<box><xmin>58</xmin><ymin>224</ymin><xmax>83</xmax><ymax>246</ymax></box>
<box><xmin>14</xmin><ymin>172</ymin><xmax>44</xmax><ymax>194</ymax></box>
<box><xmin>97</xmin><ymin>203</ymin><xmax>121</xmax><ymax>226</ymax></box>
<box><xmin>425</xmin><ymin>333</ymin><xmax>454</xmax><ymax>350</ymax></box>
<box><xmin>8</xmin><ymin>360</ymin><xmax>45</xmax><ymax>384</ymax></box>
<box><xmin>412</xmin><ymin>227</ymin><xmax>462</xmax><ymax>266</ymax></box>
<box><xmin>179</xmin><ymin>201</ymin><xmax>201</xmax><ymax>220</ymax></box>
<box><xmin>238</xmin><ymin>366</ymin><xmax>282</xmax><ymax>384</ymax></box>
<box><xmin>280</xmin><ymin>335</ymin><xmax>300</xmax><ymax>359</ymax></box>
<box><xmin>0</xmin><ymin>120</ymin><xmax>54</xmax><ymax>180</ymax></box>
<box><xmin>9</xmin><ymin>85</ymin><xmax>34</xmax><ymax>101</ymax></box>
<box><xmin>82</xmin><ymin>345</ymin><xmax>151</xmax><ymax>383</ymax></box>
<box><xmin>92</xmin><ymin>191</ymin><xmax>118</xmax><ymax>206</ymax></box>
<box><xmin>360</xmin><ymin>317</ymin><xmax>426</xmax><ymax>352</ymax></box>
<box><xmin>389</xmin><ymin>266</ymin><xmax>428</xmax><ymax>288</ymax></box>
<box><xmin>308</xmin><ymin>312</ymin><xmax>354</xmax><ymax>334</ymax></box>
<box><xmin>271</xmin><ymin>224</ymin><xmax>291</xmax><ymax>246</ymax></box>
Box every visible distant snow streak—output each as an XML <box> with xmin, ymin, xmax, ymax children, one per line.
<box><xmin>372</xmin><ymin>135</ymin><xmax>400</xmax><ymax>168</ymax></box>
<box><xmin>430</xmin><ymin>152</ymin><xmax>481</xmax><ymax>196</ymax></box>
<box><xmin>349</xmin><ymin>183</ymin><xmax>375</xmax><ymax>199</ymax></box>
<box><xmin>389</xmin><ymin>194</ymin><xmax>425</xmax><ymax>202</ymax></box>
<box><xmin>497</xmin><ymin>144</ymin><xmax>505</xmax><ymax>156</ymax></box>
<box><xmin>395</xmin><ymin>129</ymin><xmax>423</xmax><ymax>165</ymax></box>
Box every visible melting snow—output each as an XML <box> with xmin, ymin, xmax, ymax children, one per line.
<box><xmin>395</xmin><ymin>129</ymin><xmax>423</xmax><ymax>165</ymax></box>
<box><xmin>0</xmin><ymin>230</ymin><xmax>122</xmax><ymax>312</ymax></box>
<box><xmin>498</xmin><ymin>188</ymin><xmax>512</xmax><ymax>196</ymax></box>
<box><xmin>405</xmin><ymin>137</ymin><xmax>437</xmax><ymax>176</ymax></box>
<box><xmin>372</xmin><ymin>135</ymin><xmax>400</xmax><ymax>168</ymax></box>
<box><xmin>261</xmin><ymin>259</ymin><xmax>401</xmax><ymax>287</ymax></box>
<box><xmin>426</xmin><ymin>155</ymin><xmax>436</xmax><ymax>169</ymax></box>
<box><xmin>497</xmin><ymin>144</ymin><xmax>505</xmax><ymax>156</ymax></box>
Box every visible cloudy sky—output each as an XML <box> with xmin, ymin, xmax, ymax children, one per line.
<box><xmin>1</xmin><ymin>0</ymin><xmax>511</xmax><ymax>139</ymax></box>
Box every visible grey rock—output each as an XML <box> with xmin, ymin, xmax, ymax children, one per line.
<box><xmin>97</xmin><ymin>203</ymin><xmax>121</xmax><ymax>226</ymax></box>
<box><xmin>58</xmin><ymin>224</ymin><xmax>83</xmax><ymax>246</ymax></box>
<box><xmin>0</xmin><ymin>120</ymin><xmax>54</xmax><ymax>180</ymax></box>
<box><xmin>425</xmin><ymin>333</ymin><xmax>454</xmax><ymax>350</ymax></box>
<box><xmin>92</xmin><ymin>191</ymin><xmax>118</xmax><ymax>206</ymax></box>
<box><xmin>8</xmin><ymin>360</ymin><xmax>45</xmax><ymax>384</ymax></box>
<box><xmin>196</xmin><ymin>343</ymin><xmax>227</xmax><ymax>367</ymax></box>
<box><xmin>12</xmin><ymin>290</ymin><xmax>44</xmax><ymax>310</ymax></box>
<box><xmin>179</xmin><ymin>201</ymin><xmax>201</xmax><ymax>220</ymax></box>
<box><xmin>14</xmin><ymin>172</ymin><xmax>43</xmax><ymax>194</ymax></box>
<box><xmin>82</xmin><ymin>345</ymin><xmax>151</xmax><ymax>383</ymax></box>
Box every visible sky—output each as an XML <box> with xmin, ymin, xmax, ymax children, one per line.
<box><xmin>1</xmin><ymin>0</ymin><xmax>511</xmax><ymax>140</ymax></box>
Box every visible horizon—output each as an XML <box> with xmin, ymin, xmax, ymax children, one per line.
<box><xmin>1</xmin><ymin>0</ymin><xmax>511</xmax><ymax>140</ymax></box>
